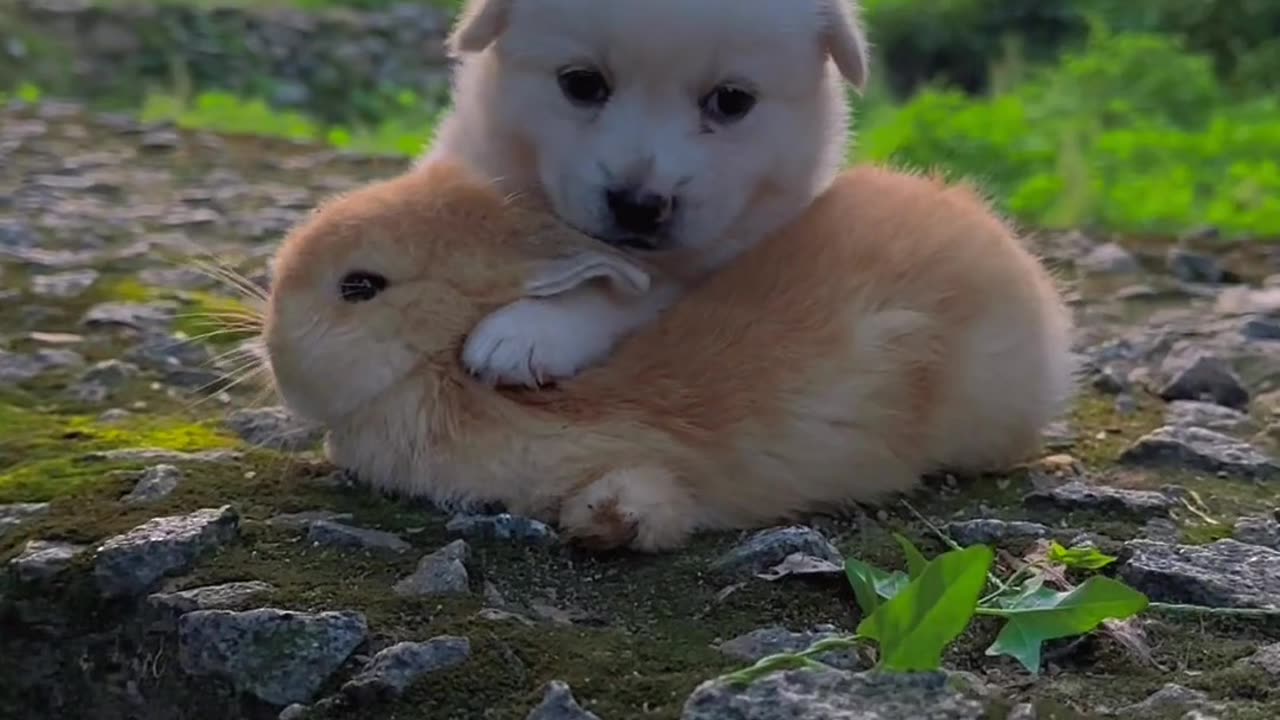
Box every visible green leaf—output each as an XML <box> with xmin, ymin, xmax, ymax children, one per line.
<box><xmin>893</xmin><ymin>532</ymin><xmax>930</xmax><ymax>579</ymax></box>
<box><xmin>1046</xmin><ymin>540</ymin><xmax>1118</xmax><ymax>570</ymax></box>
<box><xmin>844</xmin><ymin>558</ymin><xmax>881</xmax><ymax>617</ymax></box>
<box><xmin>857</xmin><ymin>544</ymin><xmax>993</xmax><ymax>672</ymax></box>
<box><xmin>845</xmin><ymin>557</ymin><xmax>912</xmax><ymax>609</ymax></box>
<box><xmin>983</xmin><ymin>576</ymin><xmax>1149</xmax><ymax>674</ymax></box>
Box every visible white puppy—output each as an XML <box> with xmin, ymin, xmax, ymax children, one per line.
<box><xmin>422</xmin><ymin>0</ymin><xmax>870</xmax><ymax>387</ymax></box>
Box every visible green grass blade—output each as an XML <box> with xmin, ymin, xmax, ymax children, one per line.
<box><xmin>893</xmin><ymin>532</ymin><xmax>930</xmax><ymax>579</ymax></box>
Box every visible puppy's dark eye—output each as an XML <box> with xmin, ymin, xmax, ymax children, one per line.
<box><xmin>702</xmin><ymin>84</ymin><xmax>757</xmax><ymax>124</ymax></box>
<box><xmin>558</xmin><ymin>67</ymin><xmax>611</xmax><ymax>107</ymax></box>
<box><xmin>339</xmin><ymin>271</ymin><xmax>387</xmax><ymax>303</ymax></box>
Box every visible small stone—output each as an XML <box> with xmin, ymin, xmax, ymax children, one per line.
<box><xmin>279</xmin><ymin>705</ymin><xmax>309</xmax><ymax>720</ymax></box>
<box><xmin>81</xmin><ymin>301</ymin><xmax>172</xmax><ymax>332</ymax></box>
<box><xmin>1120</xmin><ymin>539</ymin><xmax>1280</xmax><ymax>609</ymax></box>
<box><xmin>393</xmin><ymin>540</ymin><xmax>470</xmax><ymax>597</ymax></box>
<box><xmin>717</xmin><ymin>626</ymin><xmax>869</xmax><ymax>671</ymax></box>
<box><xmin>122</xmin><ymin>464</ymin><xmax>184</xmax><ymax>504</ymax></box>
<box><xmin>1164</xmin><ymin>401</ymin><xmax>1254</xmax><ymax>434</ymax></box>
<box><xmin>711</xmin><ymin>526</ymin><xmax>842</xmax><ymax>577</ymax></box>
<box><xmin>1241</xmin><ymin>317</ymin><xmax>1280</xmax><ymax>341</ymax></box>
<box><xmin>341</xmin><ymin>636</ymin><xmax>471</xmax><ymax>702</ymax></box>
<box><xmin>526</xmin><ymin>681</ymin><xmax>601</xmax><ymax>720</ymax></box>
<box><xmin>225</xmin><ymin>406</ymin><xmax>324</xmax><ymax>452</ymax></box>
<box><xmin>944</xmin><ymin>519</ymin><xmax>1052</xmax><ymax>547</ymax></box>
<box><xmin>1166</xmin><ymin>248</ymin><xmax>1223</xmax><ymax>284</ymax></box>
<box><xmin>148</xmin><ymin>581</ymin><xmax>277</xmax><ymax>630</ymax></box>
<box><xmin>306</xmin><ymin>520</ymin><xmax>411</xmax><ymax>553</ymax></box>
<box><xmin>1024</xmin><ymin>481</ymin><xmax>1173</xmax><ymax>519</ymax></box>
<box><xmin>178</xmin><ymin>608</ymin><xmax>368</xmax><ymax>706</ymax></box>
<box><xmin>266</xmin><ymin>510</ymin><xmax>355</xmax><ymax>530</ymax></box>
<box><xmin>0</xmin><ymin>502</ymin><xmax>49</xmax><ymax>539</ymax></box>
<box><xmin>681</xmin><ymin>668</ymin><xmax>988</xmax><ymax>720</ymax></box>
<box><xmin>94</xmin><ymin>506</ymin><xmax>240</xmax><ymax>597</ymax></box>
<box><xmin>30</xmin><ymin>269</ymin><xmax>99</xmax><ymax>298</ymax></box>
<box><xmin>1233</xmin><ymin>515</ymin><xmax>1280</xmax><ymax>549</ymax></box>
<box><xmin>1119</xmin><ymin>426</ymin><xmax>1280</xmax><ymax>480</ymax></box>
<box><xmin>1091</xmin><ymin>366</ymin><xmax>1128</xmax><ymax>394</ymax></box>
<box><xmin>9</xmin><ymin>540</ymin><xmax>88</xmax><ymax>582</ymax></box>
<box><xmin>81</xmin><ymin>359</ymin><xmax>139</xmax><ymax>387</ymax></box>
<box><xmin>446</xmin><ymin>513</ymin><xmax>560</xmax><ymax>546</ymax></box>
<box><xmin>125</xmin><ymin>331</ymin><xmax>211</xmax><ymax>371</ymax></box>
<box><xmin>1077</xmin><ymin>242</ymin><xmax>1139</xmax><ymax>275</ymax></box>
<box><xmin>1236</xmin><ymin>642</ymin><xmax>1280</xmax><ymax>678</ymax></box>
<box><xmin>1158</xmin><ymin>354</ymin><xmax>1249</xmax><ymax>410</ymax></box>
<box><xmin>1119</xmin><ymin>684</ymin><xmax>1215</xmax><ymax>718</ymax></box>
<box><xmin>1006</xmin><ymin>703</ymin><xmax>1036</xmax><ymax>720</ymax></box>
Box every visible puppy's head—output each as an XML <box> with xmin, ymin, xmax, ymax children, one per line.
<box><xmin>448</xmin><ymin>0</ymin><xmax>869</xmax><ymax>267</ymax></box>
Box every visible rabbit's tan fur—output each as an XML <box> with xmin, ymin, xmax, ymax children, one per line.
<box><xmin>264</xmin><ymin>161</ymin><xmax>1075</xmax><ymax>552</ymax></box>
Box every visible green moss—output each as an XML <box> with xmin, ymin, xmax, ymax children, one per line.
<box><xmin>1068</xmin><ymin>392</ymin><xmax>1164</xmax><ymax>469</ymax></box>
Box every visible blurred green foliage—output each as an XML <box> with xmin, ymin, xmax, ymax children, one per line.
<box><xmin>12</xmin><ymin>0</ymin><xmax>1280</xmax><ymax>239</ymax></box>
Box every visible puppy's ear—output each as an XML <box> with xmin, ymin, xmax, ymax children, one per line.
<box><xmin>820</xmin><ymin>0</ymin><xmax>871</xmax><ymax>90</ymax></box>
<box><xmin>524</xmin><ymin>249</ymin><xmax>651</xmax><ymax>299</ymax></box>
<box><xmin>447</xmin><ymin>0</ymin><xmax>515</xmax><ymax>55</ymax></box>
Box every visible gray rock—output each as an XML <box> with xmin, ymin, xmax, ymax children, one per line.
<box><xmin>0</xmin><ymin>350</ymin><xmax>42</xmax><ymax>385</ymax></box>
<box><xmin>225</xmin><ymin>406</ymin><xmax>324</xmax><ymax>452</ymax></box>
<box><xmin>1158</xmin><ymin>354</ymin><xmax>1249</xmax><ymax>409</ymax></box>
<box><xmin>393</xmin><ymin>540</ymin><xmax>470</xmax><ymax>597</ymax></box>
<box><xmin>1091</xmin><ymin>366</ymin><xmax>1129</xmax><ymax>394</ymax></box>
<box><xmin>1164</xmin><ymin>401</ymin><xmax>1254</xmax><ymax>434</ymax></box>
<box><xmin>712</xmin><ymin>526</ymin><xmax>842</xmax><ymax>577</ymax></box>
<box><xmin>178</xmin><ymin>608</ymin><xmax>368</xmax><ymax>706</ymax></box>
<box><xmin>94</xmin><ymin>506</ymin><xmax>240</xmax><ymax>597</ymax></box>
<box><xmin>526</xmin><ymin>681</ymin><xmax>601</xmax><ymax>720</ymax></box>
<box><xmin>306</xmin><ymin>520</ymin><xmax>410</xmax><ymax>553</ymax></box>
<box><xmin>125</xmin><ymin>331</ymin><xmax>211</xmax><ymax>371</ymax></box>
<box><xmin>681</xmin><ymin>668</ymin><xmax>987</xmax><ymax>720</ymax></box>
<box><xmin>1077</xmin><ymin>242</ymin><xmax>1140</xmax><ymax>275</ymax></box>
<box><xmin>148</xmin><ymin>581</ymin><xmax>277</xmax><ymax>630</ymax></box>
<box><xmin>30</xmin><ymin>269</ymin><xmax>99</xmax><ymax>298</ymax></box>
<box><xmin>266</xmin><ymin>510</ymin><xmax>355</xmax><ymax>530</ymax></box>
<box><xmin>9</xmin><ymin>540</ymin><xmax>88</xmax><ymax>582</ymax></box>
<box><xmin>0</xmin><ymin>502</ymin><xmax>49</xmax><ymax>539</ymax></box>
<box><xmin>1119</xmin><ymin>425</ymin><xmax>1280</xmax><ymax>479</ymax></box>
<box><xmin>1024</xmin><ymin>481</ymin><xmax>1173</xmax><ymax>519</ymax></box>
<box><xmin>81</xmin><ymin>301</ymin><xmax>173</xmax><ymax>331</ymax></box>
<box><xmin>1166</xmin><ymin>248</ymin><xmax>1223</xmax><ymax>284</ymax></box>
<box><xmin>944</xmin><ymin>519</ymin><xmax>1053</xmax><ymax>547</ymax></box>
<box><xmin>1120</xmin><ymin>539</ymin><xmax>1280</xmax><ymax>609</ymax></box>
<box><xmin>446</xmin><ymin>513</ymin><xmax>560</xmax><ymax>546</ymax></box>
<box><xmin>1241</xmin><ymin>317</ymin><xmax>1280</xmax><ymax>341</ymax></box>
<box><xmin>341</xmin><ymin>636</ymin><xmax>471</xmax><ymax>702</ymax></box>
<box><xmin>1140</xmin><ymin>518</ymin><xmax>1182</xmax><ymax>544</ymax></box>
<box><xmin>1234</xmin><ymin>515</ymin><xmax>1280</xmax><ymax>549</ymax></box>
<box><xmin>80</xmin><ymin>359</ymin><xmax>139</xmax><ymax>387</ymax></box>
<box><xmin>278</xmin><ymin>705</ymin><xmax>309</xmax><ymax>720</ymax></box>
<box><xmin>1237</xmin><ymin>642</ymin><xmax>1280</xmax><ymax>678</ymax></box>
<box><xmin>0</xmin><ymin>219</ymin><xmax>37</xmax><ymax>248</ymax></box>
<box><xmin>1119</xmin><ymin>684</ymin><xmax>1216</xmax><ymax>718</ymax></box>
<box><xmin>122</xmin><ymin>464</ymin><xmax>183</xmax><ymax>504</ymax></box>
<box><xmin>717</xmin><ymin>626</ymin><xmax>869</xmax><ymax>672</ymax></box>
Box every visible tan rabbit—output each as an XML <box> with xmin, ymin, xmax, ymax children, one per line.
<box><xmin>263</xmin><ymin>160</ymin><xmax>1076</xmax><ymax>552</ymax></box>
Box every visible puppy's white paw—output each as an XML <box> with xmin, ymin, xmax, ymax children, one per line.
<box><xmin>463</xmin><ymin>298</ymin><xmax>613</xmax><ymax>387</ymax></box>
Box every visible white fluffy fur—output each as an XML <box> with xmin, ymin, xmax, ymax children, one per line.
<box><xmin>423</xmin><ymin>0</ymin><xmax>869</xmax><ymax>387</ymax></box>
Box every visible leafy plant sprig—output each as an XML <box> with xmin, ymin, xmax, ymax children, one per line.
<box><xmin>723</xmin><ymin>533</ymin><xmax>1148</xmax><ymax>685</ymax></box>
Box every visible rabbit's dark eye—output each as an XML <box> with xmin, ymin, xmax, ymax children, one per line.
<box><xmin>339</xmin><ymin>271</ymin><xmax>387</xmax><ymax>303</ymax></box>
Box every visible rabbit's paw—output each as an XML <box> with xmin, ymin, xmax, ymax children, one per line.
<box><xmin>463</xmin><ymin>297</ymin><xmax>615</xmax><ymax>388</ymax></box>
<box><xmin>560</xmin><ymin>467</ymin><xmax>694</xmax><ymax>552</ymax></box>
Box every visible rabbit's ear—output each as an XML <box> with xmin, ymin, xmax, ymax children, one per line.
<box><xmin>524</xmin><ymin>250</ymin><xmax>651</xmax><ymax>299</ymax></box>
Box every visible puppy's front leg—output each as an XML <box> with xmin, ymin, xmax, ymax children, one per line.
<box><xmin>463</xmin><ymin>282</ymin><xmax>677</xmax><ymax>388</ymax></box>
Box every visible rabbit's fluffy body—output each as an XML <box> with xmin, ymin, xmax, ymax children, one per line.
<box><xmin>265</xmin><ymin>162</ymin><xmax>1074</xmax><ymax>551</ymax></box>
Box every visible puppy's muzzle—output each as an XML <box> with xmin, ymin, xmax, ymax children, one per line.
<box><xmin>605</xmin><ymin>186</ymin><xmax>676</xmax><ymax>244</ymax></box>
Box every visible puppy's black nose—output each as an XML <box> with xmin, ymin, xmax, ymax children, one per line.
<box><xmin>605</xmin><ymin>187</ymin><xmax>672</xmax><ymax>236</ymax></box>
